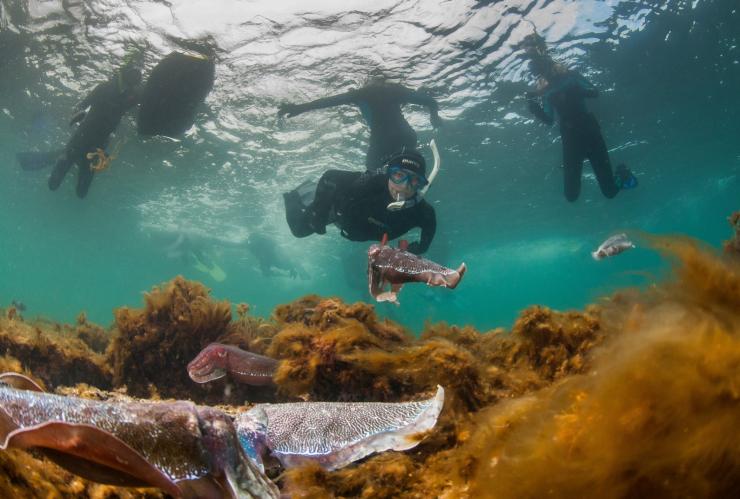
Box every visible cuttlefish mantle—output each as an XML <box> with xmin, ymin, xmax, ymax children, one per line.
<box><xmin>236</xmin><ymin>385</ymin><xmax>445</xmax><ymax>471</ymax></box>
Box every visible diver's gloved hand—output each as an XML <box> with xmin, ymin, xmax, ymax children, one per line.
<box><xmin>69</xmin><ymin>110</ymin><xmax>87</xmax><ymax>127</ymax></box>
<box><xmin>278</xmin><ymin>103</ymin><xmax>303</xmax><ymax>118</ymax></box>
<box><xmin>406</xmin><ymin>241</ymin><xmax>423</xmax><ymax>255</ymax></box>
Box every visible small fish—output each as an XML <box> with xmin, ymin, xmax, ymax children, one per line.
<box><xmin>592</xmin><ymin>233</ymin><xmax>635</xmax><ymax>260</ymax></box>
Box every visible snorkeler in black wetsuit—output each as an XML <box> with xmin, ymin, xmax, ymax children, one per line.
<box><xmin>523</xmin><ymin>38</ymin><xmax>637</xmax><ymax>202</ymax></box>
<box><xmin>246</xmin><ymin>233</ymin><xmax>310</xmax><ymax>279</ymax></box>
<box><xmin>283</xmin><ymin>149</ymin><xmax>436</xmax><ymax>254</ymax></box>
<box><xmin>47</xmin><ymin>61</ymin><xmax>141</xmax><ymax>198</ymax></box>
<box><xmin>278</xmin><ymin>82</ymin><xmax>442</xmax><ymax>172</ymax></box>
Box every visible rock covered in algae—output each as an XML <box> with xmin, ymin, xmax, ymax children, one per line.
<box><xmin>0</xmin><ymin>312</ymin><xmax>110</xmax><ymax>389</ymax></box>
<box><xmin>724</xmin><ymin>210</ymin><xmax>740</xmax><ymax>256</ymax></box>
<box><xmin>1</xmin><ymin>237</ymin><xmax>738</xmax><ymax>499</ymax></box>
<box><xmin>107</xmin><ymin>276</ymin><xmax>232</xmax><ymax>400</ymax></box>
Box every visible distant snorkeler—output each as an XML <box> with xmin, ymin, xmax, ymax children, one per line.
<box><xmin>16</xmin><ymin>49</ymin><xmax>143</xmax><ymax>198</ymax></box>
<box><xmin>278</xmin><ymin>76</ymin><xmax>443</xmax><ymax>173</ymax></box>
<box><xmin>283</xmin><ymin>143</ymin><xmax>440</xmax><ymax>255</ymax></box>
<box><xmin>246</xmin><ymin>233</ymin><xmax>310</xmax><ymax>280</ymax></box>
<box><xmin>164</xmin><ymin>232</ymin><xmax>227</xmax><ymax>282</ymax></box>
<box><xmin>521</xmin><ymin>32</ymin><xmax>638</xmax><ymax>202</ymax></box>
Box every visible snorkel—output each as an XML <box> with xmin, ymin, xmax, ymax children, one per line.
<box><xmin>387</xmin><ymin>139</ymin><xmax>441</xmax><ymax>211</ymax></box>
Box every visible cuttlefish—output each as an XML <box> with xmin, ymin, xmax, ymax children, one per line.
<box><xmin>237</xmin><ymin>385</ymin><xmax>444</xmax><ymax>471</ymax></box>
<box><xmin>188</xmin><ymin>343</ymin><xmax>278</xmax><ymax>386</ymax></box>
<box><xmin>0</xmin><ymin>372</ymin><xmax>445</xmax><ymax>497</ymax></box>
<box><xmin>0</xmin><ymin>373</ymin><xmax>277</xmax><ymax>499</ymax></box>
<box><xmin>367</xmin><ymin>236</ymin><xmax>466</xmax><ymax>304</ymax></box>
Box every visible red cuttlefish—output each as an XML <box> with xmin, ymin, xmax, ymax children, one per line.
<box><xmin>367</xmin><ymin>235</ymin><xmax>466</xmax><ymax>305</ymax></box>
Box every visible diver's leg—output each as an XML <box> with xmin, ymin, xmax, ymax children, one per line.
<box><xmin>365</xmin><ymin>142</ymin><xmax>384</xmax><ymax>174</ymax></box>
<box><xmin>309</xmin><ymin>170</ymin><xmax>356</xmax><ymax>231</ymax></box>
<box><xmin>48</xmin><ymin>153</ymin><xmax>74</xmax><ymax>191</ymax></box>
<box><xmin>562</xmin><ymin>135</ymin><xmax>583</xmax><ymax>202</ymax></box>
<box><xmin>284</xmin><ymin>190</ymin><xmax>316</xmax><ymax>238</ymax></box>
<box><xmin>76</xmin><ymin>159</ymin><xmax>94</xmax><ymax>198</ymax></box>
<box><xmin>587</xmin><ymin>125</ymin><xmax>619</xmax><ymax>199</ymax></box>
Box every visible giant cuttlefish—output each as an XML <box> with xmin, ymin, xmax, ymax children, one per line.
<box><xmin>0</xmin><ymin>372</ymin><xmax>444</xmax><ymax>498</ymax></box>
<box><xmin>367</xmin><ymin>238</ymin><xmax>466</xmax><ymax>304</ymax></box>
<box><xmin>188</xmin><ymin>343</ymin><xmax>278</xmax><ymax>386</ymax></box>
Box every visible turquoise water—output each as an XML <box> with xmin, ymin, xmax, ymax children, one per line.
<box><xmin>0</xmin><ymin>0</ymin><xmax>737</xmax><ymax>332</ymax></box>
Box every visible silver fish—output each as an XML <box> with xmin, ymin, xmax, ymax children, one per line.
<box><xmin>592</xmin><ymin>233</ymin><xmax>635</xmax><ymax>260</ymax></box>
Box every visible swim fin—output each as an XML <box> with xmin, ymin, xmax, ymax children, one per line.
<box><xmin>615</xmin><ymin>164</ymin><xmax>638</xmax><ymax>190</ymax></box>
<box><xmin>16</xmin><ymin>150</ymin><xmax>62</xmax><ymax>171</ymax></box>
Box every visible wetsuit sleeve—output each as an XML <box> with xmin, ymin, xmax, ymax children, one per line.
<box><xmin>290</xmin><ymin>90</ymin><xmax>359</xmax><ymax>115</ymax></box>
<box><xmin>574</xmin><ymin>74</ymin><xmax>598</xmax><ymax>98</ymax></box>
<box><xmin>313</xmin><ymin>170</ymin><xmax>363</xmax><ymax>226</ymax></box>
<box><xmin>526</xmin><ymin>93</ymin><xmax>554</xmax><ymax>125</ymax></box>
<box><xmin>410</xmin><ymin>203</ymin><xmax>436</xmax><ymax>254</ymax></box>
<box><xmin>399</xmin><ymin>87</ymin><xmax>441</xmax><ymax>125</ymax></box>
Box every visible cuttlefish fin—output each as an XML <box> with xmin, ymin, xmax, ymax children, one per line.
<box><xmin>447</xmin><ymin>263</ymin><xmax>467</xmax><ymax>289</ymax></box>
<box><xmin>398</xmin><ymin>239</ymin><xmax>409</xmax><ymax>251</ymax></box>
<box><xmin>0</xmin><ymin>372</ymin><xmax>45</xmax><ymax>392</ymax></box>
<box><xmin>0</xmin><ymin>420</ymin><xmax>183</xmax><ymax>498</ymax></box>
<box><xmin>422</xmin><ymin>263</ymin><xmax>467</xmax><ymax>289</ymax></box>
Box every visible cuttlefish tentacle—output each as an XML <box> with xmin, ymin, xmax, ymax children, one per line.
<box><xmin>236</xmin><ymin>385</ymin><xmax>445</xmax><ymax>471</ymax></box>
<box><xmin>0</xmin><ymin>373</ymin><xmax>279</xmax><ymax>499</ymax></box>
<box><xmin>188</xmin><ymin>343</ymin><xmax>279</xmax><ymax>386</ymax></box>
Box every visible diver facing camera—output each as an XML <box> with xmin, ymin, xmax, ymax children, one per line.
<box><xmin>283</xmin><ymin>142</ymin><xmax>439</xmax><ymax>254</ymax></box>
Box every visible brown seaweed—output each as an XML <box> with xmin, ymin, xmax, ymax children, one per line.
<box><xmin>0</xmin><ymin>235</ymin><xmax>738</xmax><ymax>498</ymax></box>
<box><xmin>107</xmin><ymin>276</ymin><xmax>232</xmax><ymax>401</ymax></box>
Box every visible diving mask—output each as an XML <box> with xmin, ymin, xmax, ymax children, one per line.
<box><xmin>388</xmin><ymin>165</ymin><xmax>428</xmax><ymax>190</ymax></box>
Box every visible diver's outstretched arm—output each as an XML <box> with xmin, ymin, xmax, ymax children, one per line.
<box><xmin>403</xmin><ymin>89</ymin><xmax>442</xmax><ymax>127</ymax></box>
<box><xmin>409</xmin><ymin>204</ymin><xmax>437</xmax><ymax>255</ymax></box>
<box><xmin>278</xmin><ymin>90</ymin><xmax>358</xmax><ymax>117</ymax></box>
<box><xmin>526</xmin><ymin>92</ymin><xmax>554</xmax><ymax>125</ymax></box>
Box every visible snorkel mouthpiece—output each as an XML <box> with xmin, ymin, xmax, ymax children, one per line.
<box><xmin>387</xmin><ymin>139</ymin><xmax>441</xmax><ymax>211</ymax></box>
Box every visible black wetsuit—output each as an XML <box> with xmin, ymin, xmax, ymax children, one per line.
<box><xmin>528</xmin><ymin>71</ymin><xmax>619</xmax><ymax>201</ymax></box>
<box><xmin>283</xmin><ymin>83</ymin><xmax>440</xmax><ymax>172</ymax></box>
<box><xmin>285</xmin><ymin>170</ymin><xmax>436</xmax><ymax>254</ymax></box>
<box><xmin>49</xmin><ymin>77</ymin><xmax>138</xmax><ymax>198</ymax></box>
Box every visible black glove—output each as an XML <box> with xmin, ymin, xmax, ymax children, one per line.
<box><xmin>278</xmin><ymin>103</ymin><xmax>302</xmax><ymax>118</ymax></box>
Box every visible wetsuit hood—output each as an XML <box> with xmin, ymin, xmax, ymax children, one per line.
<box><xmin>383</xmin><ymin>148</ymin><xmax>426</xmax><ymax>177</ymax></box>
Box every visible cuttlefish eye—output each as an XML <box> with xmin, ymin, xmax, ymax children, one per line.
<box><xmin>217</xmin><ymin>350</ymin><xmax>227</xmax><ymax>358</ymax></box>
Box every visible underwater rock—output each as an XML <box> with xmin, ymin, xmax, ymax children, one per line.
<box><xmin>0</xmin><ymin>314</ymin><xmax>111</xmax><ymax>389</ymax></box>
<box><xmin>188</xmin><ymin>343</ymin><xmax>278</xmax><ymax>386</ymax></box>
<box><xmin>108</xmin><ymin>276</ymin><xmax>232</xmax><ymax>401</ymax></box>
<box><xmin>367</xmin><ymin>240</ymin><xmax>466</xmax><ymax>304</ymax></box>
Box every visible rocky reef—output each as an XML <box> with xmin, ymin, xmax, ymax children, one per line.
<box><xmin>0</xmin><ymin>235</ymin><xmax>738</xmax><ymax>498</ymax></box>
